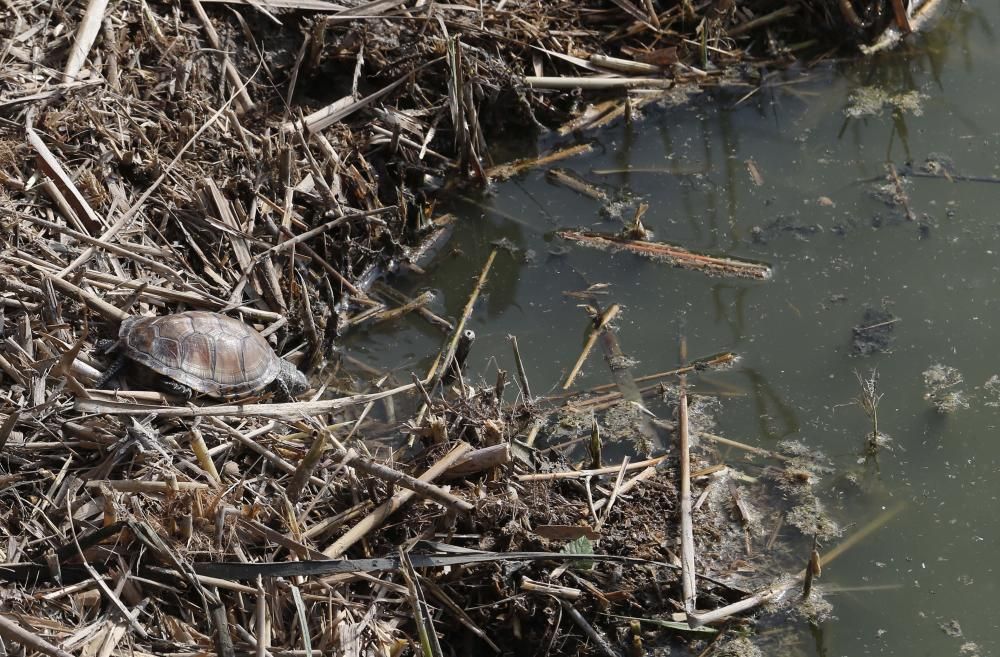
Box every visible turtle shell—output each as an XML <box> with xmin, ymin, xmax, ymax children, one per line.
<box><xmin>120</xmin><ymin>311</ymin><xmax>281</xmax><ymax>398</ymax></box>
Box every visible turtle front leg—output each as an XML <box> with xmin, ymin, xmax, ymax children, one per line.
<box><xmin>159</xmin><ymin>379</ymin><xmax>193</xmax><ymax>401</ymax></box>
<box><xmin>273</xmin><ymin>377</ymin><xmax>291</xmax><ymax>402</ymax></box>
<box><xmin>95</xmin><ymin>354</ymin><xmax>127</xmax><ymax>389</ymax></box>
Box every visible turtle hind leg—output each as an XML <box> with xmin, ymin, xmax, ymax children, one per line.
<box><xmin>95</xmin><ymin>354</ymin><xmax>126</xmax><ymax>389</ymax></box>
<box><xmin>159</xmin><ymin>379</ymin><xmax>193</xmax><ymax>401</ymax></box>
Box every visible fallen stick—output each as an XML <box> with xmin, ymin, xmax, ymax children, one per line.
<box><xmin>209</xmin><ymin>418</ymin><xmax>326</xmax><ymax>487</ymax></box>
<box><xmin>590</xmin><ymin>53</ymin><xmax>662</xmax><ymax>75</ymax></box>
<box><xmin>441</xmin><ymin>444</ymin><xmax>510</xmax><ymax>480</ymax></box>
<box><xmin>559</xmin><ymin>600</ymin><xmax>619</xmax><ymax>657</ymax></box>
<box><xmin>63</xmin><ymin>0</ymin><xmax>110</xmax><ymax>83</ymax></box>
<box><xmin>347</xmin><ymin>290</ymin><xmax>435</xmax><ymax>328</ymax></box>
<box><xmin>508</xmin><ymin>335</ymin><xmax>533</xmax><ymax>401</ymax></box>
<box><xmin>677</xmin><ymin>340</ymin><xmax>697</xmax><ymax>614</ymax></box>
<box><xmin>190</xmin><ymin>0</ymin><xmax>255</xmax><ymax>112</ymax></box>
<box><xmin>545</xmin><ymin>168</ymin><xmax>608</xmax><ymax>201</ymax></box>
<box><xmin>515</xmin><ymin>454</ymin><xmax>667</xmax><ymax>482</ymax></box>
<box><xmin>74</xmin><ymin>382</ymin><xmax>417</xmax><ymax>418</ymax></box>
<box><xmin>726</xmin><ymin>4</ymin><xmax>797</xmax><ymax>37</ymax></box>
<box><xmin>886</xmin><ymin>162</ymin><xmax>916</xmax><ymax>221</ymax></box>
<box><xmin>687</xmin><ymin>502</ymin><xmax>905</xmax><ymax>627</ymax></box>
<box><xmin>553</xmin><ymin>352</ymin><xmax>737</xmax><ymax>402</ymax></box>
<box><xmin>26</xmin><ymin>125</ymin><xmax>103</xmax><ymax>233</ymax></box>
<box><xmin>486</xmin><ymin>144</ymin><xmax>593</xmax><ymax>181</ymax></box>
<box><xmin>340</xmin><ymin>448</ymin><xmax>473</xmax><ymax>513</ymax></box>
<box><xmin>375</xmin><ymin>283</ymin><xmax>453</xmax><ymax>333</ymax></box>
<box><xmin>83</xmin><ymin>480</ymin><xmax>210</xmax><ymax>493</ymax></box>
<box><xmin>323</xmin><ymin>442</ymin><xmax>472</xmax><ymax>558</ymax></box>
<box><xmin>591</xmin><ymin>299</ymin><xmax>662</xmax><ymax>450</ymax></box>
<box><xmin>558</xmin><ymin>230</ymin><xmax>772</xmax><ymax>280</ymax></box>
<box><xmin>422</xmin><ymin>249</ymin><xmax>497</xmax><ymax>394</ymax></box>
<box><xmin>0</xmin><ymin>615</ymin><xmax>75</xmax><ymax>657</ymax></box>
<box><xmin>524</xmin><ymin>76</ymin><xmax>672</xmax><ymax>90</ymax></box>
<box><xmin>699</xmin><ymin>431</ymin><xmax>791</xmax><ymax>462</ymax></box>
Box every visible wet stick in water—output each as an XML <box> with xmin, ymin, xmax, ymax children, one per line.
<box><xmin>563</xmin><ymin>303</ymin><xmax>619</xmax><ymax>389</ymax></box>
<box><xmin>412</xmin><ymin>250</ymin><xmax>497</xmax><ymax>429</ymax></box>
<box><xmin>485</xmin><ymin>143</ymin><xmax>594</xmax><ymax>181</ymax></box>
<box><xmin>687</xmin><ymin>502</ymin><xmax>905</xmax><ymax>627</ymax></box>
<box><xmin>593</xmin><ymin>299</ymin><xmax>663</xmax><ymax>450</ymax></box>
<box><xmin>553</xmin><ymin>351</ymin><xmax>737</xmax><ymax>405</ymax></box>
<box><xmin>802</xmin><ymin>536</ymin><xmax>822</xmax><ymax>598</ymax></box>
<box><xmin>885</xmin><ymin>162</ymin><xmax>916</xmax><ymax>221</ymax></box>
<box><xmin>508</xmin><ymin>334</ymin><xmax>533</xmax><ymax>401</ymax></box>
<box><xmin>558</xmin><ymin>230</ymin><xmax>772</xmax><ymax>280</ymax></box>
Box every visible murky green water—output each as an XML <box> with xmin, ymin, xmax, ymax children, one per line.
<box><xmin>350</xmin><ymin>4</ymin><xmax>999</xmax><ymax>655</ymax></box>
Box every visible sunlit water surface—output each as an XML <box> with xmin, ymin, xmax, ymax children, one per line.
<box><xmin>348</xmin><ymin>4</ymin><xmax>1000</xmax><ymax>655</ymax></box>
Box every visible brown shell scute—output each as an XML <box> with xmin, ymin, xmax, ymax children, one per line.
<box><xmin>121</xmin><ymin>311</ymin><xmax>281</xmax><ymax>397</ymax></box>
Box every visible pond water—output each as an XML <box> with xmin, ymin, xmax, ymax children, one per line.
<box><xmin>348</xmin><ymin>3</ymin><xmax>999</xmax><ymax>655</ymax></box>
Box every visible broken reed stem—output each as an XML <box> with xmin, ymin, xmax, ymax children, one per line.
<box><xmin>556</xmin><ymin>352</ymin><xmax>737</xmax><ymax>400</ymax></box>
<box><xmin>485</xmin><ymin>143</ymin><xmax>594</xmax><ymax>181</ymax></box>
<box><xmin>525</xmin><ymin>76</ymin><xmax>673</xmax><ymax>90</ymax></box>
<box><xmin>410</xmin><ymin>250</ymin><xmax>497</xmax><ymax>429</ymax></box>
<box><xmin>286</xmin><ymin>429</ymin><xmax>329</xmax><ymax>502</ymax></box>
<box><xmin>425</xmin><ymin>249</ymin><xmax>497</xmax><ymax>390</ymax></box>
<box><xmin>189</xmin><ymin>0</ymin><xmax>254</xmax><ymax>112</ymax></box>
<box><xmin>558</xmin><ymin>600</ymin><xmax>619</xmax><ymax>657</ymax></box>
<box><xmin>563</xmin><ymin>304</ymin><xmax>620</xmax><ymax>389</ymax></box>
<box><xmin>641</xmin><ymin>0</ymin><xmax>660</xmax><ymax>28</ymax></box>
<box><xmin>41</xmin><ymin>274</ymin><xmax>127</xmax><ymax>323</ymax></box>
<box><xmin>441</xmin><ymin>443</ymin><xmax>510</xmax><ymax>480</ymax></box>
<box><xmin>340</xmin><ymin>448</ymin><xmax>473</xmax><ymax>513</ymax></box>
<box><xmin>349</xmin><ymin>290</ymin><xmax>435</xmax><ymax>328</ymax></box>
<box><xmin>886</xmin><ymin>162</ymin><xmax>916</xmax><ymax>221</ymax></box>
<box><xmin>678</xmin><ymin>363</ymin><xmax>697</xmax><ymax>614</ymax></box>
<box><xmin>74</xmin><ymin>382</ymin><xmax>417</xmax><ymax>418</ymax></box>
<box><xmin>63</xmin><ymin>0</ymin><xmax>110</xmax><ymax>83</ymax></box>
<box><xmin>595</xmin><ymin>456</ymin><xmax>629</xmax><ymax>531</ymax></box>
<box><xmin>593</xmin><ymin>464</ymin><xmax>657</xmax><ymax>512</ymax></box>
<box><xmin>699</xmin><ymin>431</ymin><xmax>791</xmax><ymax>462</ymax></box>
<box><xmin>508</xmin><ymin>334</ymin><xmax>532</xmax><ymax>401</ymax></box>
<box><xmin>0</xmin><ymin>409</ymin><xmax>20</xmax><ymax>452</ymax></box>
<box><xmin>83</xmin><ymin>480</ymin><xmax>210</xmax><ymax>493</ymax></box>
<box><xmin>322</xmin><ymin>442</ymin><xmax>472</xmax><ymax>558</ymax></box>
<box><xmin>687</xmin><ymin>502</ymin><xmax>906</xmax><ymax>627</ymax></box>
<box><xmin>515</xmin><ymin>454</ymin><xmax>667</xmax><ymax>481</ymax></box>
<box><xmin>189</xmin><ymin>426</ymin><xmax>221</xmax><ymax>485</ymax></box>
<box><xmin>521</xmin><ymin>577</ymin><xmax>581</xmax><ymax>601</ymax></box>
<box><xmin>0</xmin><ymin>614</ymin><xmax>75</xmax><ymax>657</ymax></box>
<box><xmin>802</xmin><ymin>536</ymin><xmax>821</xmax><ymax>598</ymax></box>
<box><xmin>208</xmin><ymin>418</ymin><xmax>326</xmax><ymax>487</ymax></box>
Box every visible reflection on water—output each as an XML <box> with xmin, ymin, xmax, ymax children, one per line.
<box><xmin>348</xmin><ymin>3</ymin><xmax>1000</xmax><ymax>655</ymax></box>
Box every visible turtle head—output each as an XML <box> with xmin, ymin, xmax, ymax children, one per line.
<box><xmin>276</xmin><ymin>359</ymin><xmax>309</xmax><ymax>399</ymax></box>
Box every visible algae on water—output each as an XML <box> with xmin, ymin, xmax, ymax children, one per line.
<box><xmin>845</xmin><ymin>86</ymin><xmax>926</xmax><ymax>118</ymax></box>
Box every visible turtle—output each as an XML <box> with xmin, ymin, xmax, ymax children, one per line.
<box><xmin>96</xmin><ymin>311</ymin><xmax>309</xmax><ymax>401</ymax></box>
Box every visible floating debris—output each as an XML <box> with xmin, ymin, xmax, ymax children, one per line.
<box><xmin>923</xmin><ymin>363</ymin><xmax>969</xmax><ymax>413</ymax></box>
<box><xmin>851</xmin><ymin>306</ymin><xmax>899</xmax><ymax>355</ymax></box>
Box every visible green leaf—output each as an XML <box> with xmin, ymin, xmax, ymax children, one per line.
<box><xmin>560</xmin><ymin>535</ymin><xmax>594</xmax><ymax>570</ymax></box>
